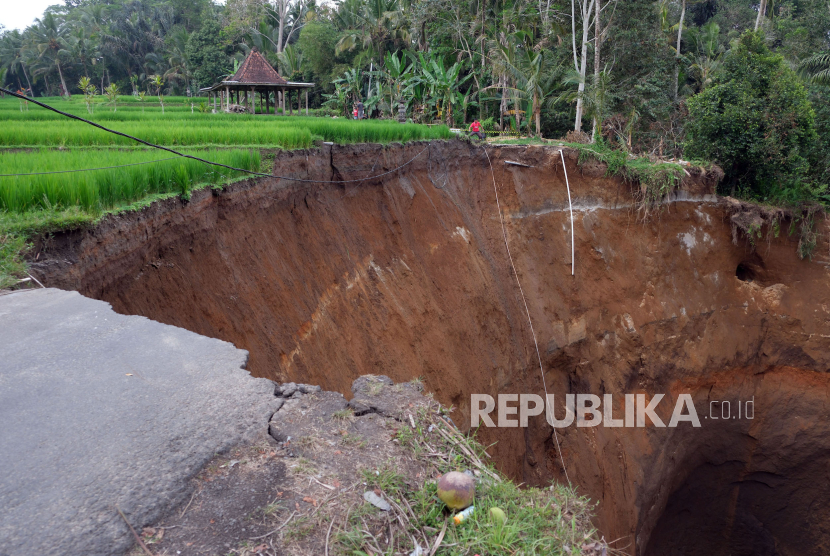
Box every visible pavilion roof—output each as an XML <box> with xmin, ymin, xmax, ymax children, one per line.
<box><xmin>230</xmin><ymin>48</ymin><xmax>288</xmax><ymax>85</ymax></box>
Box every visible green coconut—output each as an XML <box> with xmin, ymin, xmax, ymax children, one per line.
<box><xmin>489</xmin><ymin>507</ymin><xmax>507</xmax><ymax>524</ymax></box>
<box><xmin>437</xmin><ymin>472</ymin><xmax>475</xmax><ymax>510</ymax></box>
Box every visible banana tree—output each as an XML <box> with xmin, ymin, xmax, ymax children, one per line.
<box><xmin>322</xmin><ymin>81</ymin><xmax>350</xmax><ymax>117</ymax></box>
<box><xmin>417</xmin><ymin>52</ymin><xmax>470</xmax><ymax>126</ymax></box>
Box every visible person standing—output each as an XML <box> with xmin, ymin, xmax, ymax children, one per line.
<box><xmin>357</xmin><ymin>100</ymin><xmax>365</xmax><ymax>120</ymax></box>
<box><xmin>469</xmin><ymin>120</ymin><xmax>485</xmax><ymax>140</ymax></box>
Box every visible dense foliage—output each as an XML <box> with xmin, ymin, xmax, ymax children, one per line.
<box><xmin>686</xmin><ymin>32</ymin><xmax>818</xmax><ymax>203</ymax></box>
<box><xmin>1</xmin><ymin>0</ymin><xmax>830</xmax><ymax>204</ymax></box>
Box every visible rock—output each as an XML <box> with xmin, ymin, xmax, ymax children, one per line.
<box><xmin>299</xmin><ymin>384</ymin><xmax>322</xmax><ymax>394</ymax></box>
<box><xmin>278</xmin><ymin>383</ymin><xmax>298</xmax><ymax>397</ymax></box>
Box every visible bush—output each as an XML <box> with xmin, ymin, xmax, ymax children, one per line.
<box><xmin>685</xmin><ymin>32</ymin><xmax>817</xmax><ymax>203</ymax></box>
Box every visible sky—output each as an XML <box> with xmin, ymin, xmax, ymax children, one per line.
<box><xmin>1</xmin><ymin>1</ymin><xmax>63</xmax><ymax>31</ymax></box>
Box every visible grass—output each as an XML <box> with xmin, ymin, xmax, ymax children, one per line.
<box><xmin>0</xmin><ymin>96</ymin><xmax>453</xmax><ymax>147</ymax></box>
<box><xmin>334</xmin><ymin>404</ymin><xmax>600</xmax><ymax>556</ymax></box>
<box><xmin>1</xmin><ymin>149</ymin><xmax>260</xmax><ymax>212</ymax></box>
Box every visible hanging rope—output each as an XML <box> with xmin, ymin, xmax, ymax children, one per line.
<box><xmin>481</xmin><ymin>145</ymin><xmax>571</xmax><ymax>486</ymax></box>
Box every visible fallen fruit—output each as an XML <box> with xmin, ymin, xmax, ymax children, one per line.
<box><xmin>489</xmin><ymin>507</ymin><xmax>507</xmax><ymax>524</ymax></box>
<box><xmin>437</xmin><ymin>471</ymin><xmax>475</xmax><ymax>510</ymax></box>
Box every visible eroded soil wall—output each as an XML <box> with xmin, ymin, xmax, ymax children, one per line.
<box><xmin>33</xmin><ymin>142</ymin><xmax>830</xmax><ymax>554</ymax></box>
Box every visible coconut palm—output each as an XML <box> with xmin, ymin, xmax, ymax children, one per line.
<box><xmin>492</xmin><ymin>32</ymin><xmax>562</xmax><ymax>137</ymax></box>
<box><xmin>685</xmin><ymin>20</ymin><xmax>723</xmax><ymax>93</ymax></box>
<box><xmin>29</xmin><ymin>12</ymin><xmax>72</xmax><ymax>96</ymax></box>
<box><xmin>334</xmin><ymin>0</ymin><xmax>410</xmax><ymax>62</ymax></box>
<box><xmin>0</xmin><ymin>30</ymin><xmax>34</xmax><ymax>94</ymax></box>
<box><xmin>799</xmin><ymin>52</ymin><xmax>830</xmax><ymax>86</ymax></box>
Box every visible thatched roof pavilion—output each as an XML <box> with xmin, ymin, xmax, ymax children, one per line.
<box><xmin>201</xmin><ymin>48</ymin><xmax>314</xmax><ymax>115</ymax></box>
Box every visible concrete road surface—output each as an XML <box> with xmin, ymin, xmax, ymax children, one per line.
<box><xmin>0</xmin><ymin>289</ymin><xmax>278</xmax><ymax>556</ymax></box>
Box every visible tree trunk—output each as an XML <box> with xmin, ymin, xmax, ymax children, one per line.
<box><xmin>21</xmin><ymin>64</ymin><xmax>33</xmax><ymax>95</ymax></box>
<box><xmin>755</xmin><ymin>0</ymin><xmax>767</xmax><ymax>31</ymax></box>
<box><xmin>591</xmin><ymin>0</ymin><xmax>601</xmax><ymax>141</ymax></box>
<box><xmin>535</xmin><ymin>91</ymin><xmax>541</xmax><ymax>137</ymax></box>
<box><xmin>571</xmin><ymin>0</ymin><xmax>579</xmax><ymax>72</ymax></box>
<box><xmin>56</xmin><ymin>60</ymin><xmax>69</xmax><ymax>97</ymax></box>
<box><xmin>674</xmin><ymin>0</ymin><xmax>686</xmax><ymax>102</ymax></box>
<box><xmin>574</xmin><ymin>0</ymin><xmax>595</xmax><ymax>133</ymax></box>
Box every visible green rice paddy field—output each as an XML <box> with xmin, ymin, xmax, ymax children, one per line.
<box><xmin>0</xmin><ymin>94</ymin><xmax>454</xmax><ymax>287</ymax></box>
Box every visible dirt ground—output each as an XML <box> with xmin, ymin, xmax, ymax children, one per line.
<box><xmin>130</xmin><ymin>376</ymin><xmax>436</xmax><ymax>556</ymax></box>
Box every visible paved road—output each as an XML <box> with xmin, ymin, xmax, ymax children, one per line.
<box><xmin>0</xmin><ymin>289</ymin><xmax>278</xmax><ymax>556</ymax></box>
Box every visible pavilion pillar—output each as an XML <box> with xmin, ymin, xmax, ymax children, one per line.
<box><xmin>289</xmin><ymin>90</ymin><xmax>293</xmax><ymax>116</ymax></box>
<box><xmin>305</xmin><ymin>90</ymin><xmax>309</xmax><ymax>115</ymax></box>
<box><xmin>225</xmin><ymin>86</ymin><xmax>229</xmax><ymax>111</ymax></box>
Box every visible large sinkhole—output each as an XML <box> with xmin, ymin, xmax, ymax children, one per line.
<box><xmin>31</xmin><ymin>143</ymin><xmax>830</xmax><ymax>555</ymax></box>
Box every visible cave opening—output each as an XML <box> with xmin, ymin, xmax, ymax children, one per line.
<box><xmin>735</xmin><ymin>262</ymin><xmax>756</xmax><ymax>282</ymax></box>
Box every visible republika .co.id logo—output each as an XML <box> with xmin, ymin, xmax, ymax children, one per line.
<box><xmin>471</xmin><ymin>394</ymin><xmax>755</xmax><ymax>428</ymax></box>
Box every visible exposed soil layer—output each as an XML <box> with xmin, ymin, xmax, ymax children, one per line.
<box><xmin>32</xmin><ymin>142</ymin><xmax>830</xmax><ymax>554</ymax></box>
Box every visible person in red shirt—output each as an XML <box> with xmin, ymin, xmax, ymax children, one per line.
<box><xmin>469</xmin><ymin>120</ymin><xmax>485</xmax><ymax>140</ymax></box>
<box><xmin>353</xmin><ymin>105</ymin><xmax>358</xmax><ymax>119</ymax></box>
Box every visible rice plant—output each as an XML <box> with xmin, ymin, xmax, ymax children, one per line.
<box><xmin>0</xmin><ymin>96</ymin><xmax>453</xmax><ymax>147</ymax></box>
<box><xmin>0</xmin><ymin>149</ymin><xmax>261</xmax><ymax>212</ymax></box>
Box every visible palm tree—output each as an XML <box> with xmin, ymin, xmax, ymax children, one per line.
<box><xmin>492</xmin><ymin>32</ymin><xmax>561</xmax><ymax>137</ymax></box>
<box><xmin>30</xmin><ymin>13</ymin><xmax>72</xmax><ymax>96</ymax></box>
<box><xmin>686</xmin><ymin>21</ymin><xmax>723</xmax><ymax>93</ymax></box>
<box><xmin>0</xmin><ymin>30</ymin><xmax>34</xmax><ymax>94</ymax></box>
<box><xmin>335</xmin><ymin>0</ymin><xmax>410</xmax><ymax>62</ymax></box>
<box><xmin>799</xmin><ymin>52</ymin><xmax>830</xmax><ymax>86</ymax></box>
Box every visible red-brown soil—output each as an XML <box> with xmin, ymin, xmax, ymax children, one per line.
<box><xmin>32</xmin><ymin>141</ymin><xmax>830</xmax><ymax>555</ymax></box>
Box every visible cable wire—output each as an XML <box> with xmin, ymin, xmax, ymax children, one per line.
<box><xmin>0</xmin><ymin>87</ymin><xmax>429</xmax><ymax>184</ymax></box>
<box><xmin>481</xmin><ymin>145</ymin><xmax>571</xmax><ymax>486</ymax></box>
<box><xmin>0</xmin><ymin>157</ymin><xmax>181</xmax><ymax>177</ymax></box>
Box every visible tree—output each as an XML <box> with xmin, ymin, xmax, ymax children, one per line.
<box><xmin>297</xmin><ymin>18</ymin><xmax>337</xmax><ymax>87</ymax></box>
<box><xmin>186</xmin><ymin>16</ymin><xmax>229</xmax><ymax>89</ymax></box>
<box><xmin>79</xmin><ymin>76</ymin><xmax>96</xmax><ymax>113</ymax></box>
<box><xmin>0</xmin><ymin>30</ymin><xmax>34</xmax><ymax>94</ymax></box>
<box><xmin>686</xmin><ymin>19</ymin><xmax>723</xmax><ymax>93</ymax></box>
<box><xmin>150</xmin><ymin>74</ymin><xmax>166</xmax><ymax>113</ymax></box>
<box><xmin>104</xmin><ymin>82</ymin><xmax>119</xmax><ymax>111</ymax></box>
<box><xmin>30</xmin><ymin>13</ymin><xmax>72</xmax><ymax>96</ymax></box>
<box><xmin>334</xmin><ymin>0</ymin><xmax>409</xmax><ymax>62</ymax></box>
<box><xmin>685</xmin><ymin>31</ymin><xmax>817</xmax><ymax>201</ymax></box>
<box><xmin>493</xmin><ymin>32</ymin><xmax>562</xmax><ymax>137</ymax></box>
<box><xmin>799</xmin><ymin>52</ymin><xmax>830</xmax><ymax>86</ymax></box>
<box><xmin>571</xmin><ymin>0</ymin><xmax>596</xmax><ymax>133</ymax></box>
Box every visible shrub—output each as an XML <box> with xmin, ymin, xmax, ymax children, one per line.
<box><xmin>685</xmin><ymin>32</ymin><xmax>817</xmax><ymax>203</ymax></box>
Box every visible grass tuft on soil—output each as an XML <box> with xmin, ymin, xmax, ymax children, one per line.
<box><xmin>332</xmin><ymin>402</ymin><xmax>601</xmax><ymax>556</ymax></box>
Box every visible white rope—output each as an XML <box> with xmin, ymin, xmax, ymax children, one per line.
<box><xmin>560</xmin><ymin>149</ymin><xmax>575</xmax><ymax>276</ymax></box>
<box><xmin>482</xmin><ymin>147</ymin><xmax>571</xmax><ymax>486</ymax></box>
